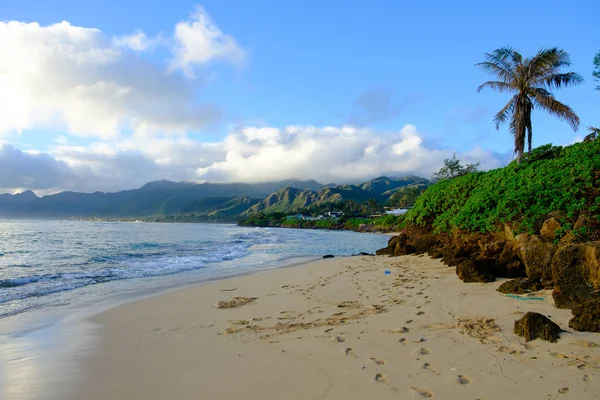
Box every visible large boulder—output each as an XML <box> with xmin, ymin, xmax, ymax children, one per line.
<box><xmin>552</xmin><ymin>284</ymin><xmax>600</xmax><ymax>309</ymax></box>
<box><xmin>551</xmin><ymin>242</ymin><xmax>600</xmax><ymax>286</ymax></box>
<box><xmin>540</xmin><ymin>218</ymin><xmax>562</xmax><ymax>240</ymax></box>
<box><xmin>513</xmin><ymin>234</ymin><xmax>556</xmax><ymax>286</ymax></box>
<box><xmin>569</xmin><ymin>298</ymin><xmax>600</xmax><ymax>332</ymax></box>
<box><xmin>456</xmin><ymin>258</ymin><xmax>495</xmax><ymax>283</ymax></box>
<box><xmin>376</xmin><ymin>235</ymin><xmax>398</xmax><ymax>256</ymax></box>
<box><xmin>581</xmin><ymin>241</ymin><xmax>600</xmax><ymax>288</ymax></box>
<box><xmin>497</xmin><ymin>277</ymin><xmax>543</xmax><ymax>294</ymax></box>
<box><xmin>514</xmin><ymin>312</ymin><xmax>562</xmax><ymax>342</ymax></box>
<box><xmin>375</xmin><ymin>233</ymin><xmax>417</xmax><ymax>256</ymax></box>
<box><xmin>551</xmin><ymin>244</ymin><xmax>586</xmax><ymax>286</ymax></box>
<box><xmin>495</xmin><ymin>243</ymin><xmax>526</xmax><ymax>277</ymax></box>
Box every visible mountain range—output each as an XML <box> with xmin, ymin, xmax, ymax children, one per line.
<box><xmin>0</xmin><ymin>176</ymin><xmax>429</xmax><ymax>220</ymax></box>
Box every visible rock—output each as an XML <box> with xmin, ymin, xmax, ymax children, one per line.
<box><xmin>569</xmin><ymin>298</ymin><xmax>600</xmax><ymax>332</ymax></box>
<box><xmin>353</xmin><ymin>252</ymin><xmax>374</xmax><ymax>256</ymax></box>
<box><xmin>504</xmin><ymin>223</ymin><xmax>515</xmax><ymax>241</ymax></box>
<box><xmin>540</xmin><ymin>218</ymin><xmax>562</xmax><ymax>240</ymax></box>
<box><xmin>581</xmin><ymin>242</ymin><xmax>600</xmax><ymax>288</ymax></box>
<box><xmin>456</xmin><ymin>258</ymin><xmax>495</xmax><ymax>283</ymax></box>
<box><xmin>375</xmin><ymin>234</ymin><xmax>416</xmax><ymax>256</ymax></box>
<box><xmin>322</xmin><ymin>255</ymin><xmax>335</xmax><ymax>259</ymax></box>
<box><xmin>513</xmin><ymin>234</ymin><xmax>556</xmax><ymax>286</ymax></box>
<box><xmin>503</xmin><ymin>260</ymin><xmax>526</xmax><ymax>278</ymax></box>
<box><xmin>514</xmin><ymin>312</ymin><xmax>562</xmax><ymax>342</ymax></box>
<box><xmin>552</xmin><ymin>284</ymin><xmax>600</xmax><ymax>309</ymax></box>
<box><xmin>551</xmin><ymin>242</ymin><xmax>600</xmax><ymax>289</ymax></box>
<box><xmin>559</xmin><ymin>232</ymin><xmax>576</xmax><ymax>245</ymax></box>
<box><xmin>551</xmin><ymin>244</ymin><xmax>587</xmax><ymax>287</ymax></box>
<box><xmin>574</xmin><ymin>214</ymin><xmax>592</xmax><ymax>231</ymax></box>
<box><xmin>497</xmin><ymin>278</ymin><xmax>543</xmax><ymax>294</ymax></box>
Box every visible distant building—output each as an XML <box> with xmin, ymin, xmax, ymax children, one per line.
<box><xmin>385</xmin><ymin>208</ymin><xmax>408</xmax><ymax>215</ymax></box>
<box><xmin>326</xmin><ymin>211</ymin><xmax>344</xmax><ymax>219</ymax></box>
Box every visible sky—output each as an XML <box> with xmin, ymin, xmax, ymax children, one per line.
<box><xmin>0</xmin><ymin>0</ymin><xmax>599</xmax><ymax>194</ymax></box>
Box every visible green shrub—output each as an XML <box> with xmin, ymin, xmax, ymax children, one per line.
<box><xmin>406</xmin><ymin>140</ymin><xmax>600</xmax><ymax>235</ymax></box>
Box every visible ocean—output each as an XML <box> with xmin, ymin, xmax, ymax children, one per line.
<box><xmin>0</xmin><ymin>220</ymin><xmax>389</xmax><ymax>399</ymax></box>
<box><xmin>0</xmin><ymin>220</ymin><xmax>388</xmax><ymax>326</ymax></box>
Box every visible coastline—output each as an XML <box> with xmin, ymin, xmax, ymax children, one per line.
<box><xmin>67</xmin><ymin>254</ymin><xmax>600</xmax><ymax>400</ymax></box>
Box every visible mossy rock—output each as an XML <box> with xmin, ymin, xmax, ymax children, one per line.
<box><xmin>514</xmin><ymin>312</ymin><xmax>562</xmax><ymax>342</ymax></box>
<box><xmin>569</xmin><ymin>298</ymin><xmax>600</xmax><ymax>332</ymax></box>
<box><xmin>498</xmin><ymin>278</ymin><xmax>543</xmax><ymax>294</ymax></box>
<box><xmin>513</xmin><ymin>234</ymin><xmax>556</xmax><ymax>285</ymax></box>
<box><xmin>552</xmin><ymin>284</ymin><xmax>600</xmax><ymax>309</ymax></box>
<box><xmin>456</xmin><ymin>258</ymin><xmax>495</xmax><ymax>283</ymax></box>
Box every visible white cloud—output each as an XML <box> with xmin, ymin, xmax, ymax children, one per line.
<box><xmin>0</xmin><ymin>124</ymin><xmax>507</xmax><ymax>193</ymax></box>
<box><xmin>0</xmin><ymin>9</ymin><xmax>242</xmax><ymax>140</ymax></box>
<box><xmin>170</xmin><ymin>6</ymin><xmax>245</xmax><ymax>78</ymax></box>
<box><xmin>195</xmin><ymin>124</ymin><xmax>506</xmax><ymax>183</ymax></box>
<box><xmin>113</xmin><ymin>30</ymin><xmax>153</xmax><ymax>51</ymax></box>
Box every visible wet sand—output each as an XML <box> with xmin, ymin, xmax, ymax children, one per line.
<box><xmin>69</xmin><ymin>255</ymin><xmax>600</xmax><ymax>399</ymax></box>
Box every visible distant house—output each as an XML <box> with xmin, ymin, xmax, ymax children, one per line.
<box><xmin>326</xmin><ymin>211</ymin><xmax>344</xmax><ymax>219</ymax></box>
<box><xmin>385</xmin><ymin>208</ymin><xmax>408</xmax><ymax>215</ymax></box>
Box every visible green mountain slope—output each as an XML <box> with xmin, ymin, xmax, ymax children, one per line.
<box><xmin>243</xmin><ymin>176</ymin><xmax>431</xmax><ymax>216</ymax></box>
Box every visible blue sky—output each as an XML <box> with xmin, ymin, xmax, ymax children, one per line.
<box><xmin>1</xmin><ymin>0</ymin><xmax>599</xmax><ymax>193</ymax></box>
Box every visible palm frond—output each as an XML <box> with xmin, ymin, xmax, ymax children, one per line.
<box><xmin>530</xmin><ymin>48</ymin><xmax>570</xmax><ymax>79</ymax></box>
<box><xmin>542</xmin><ymin>72</ymin><xmax>584</xmax><ymax>90</ymax></box>
<box><xmin>531</xmin><ymin>88</ymin><xmax>580</xmax><ymax>131</ymax></box>
<box><xmin>585</xmin><ymin>126</ymin><xmax>600</xmax><ymax>142</ymax></box>
<box><xmin>493</xmin><ymin>96</ymin><xmax>516</xmax><ymax>129</ymax></box>
<box><xmin>476</xmin><ymin>47</ymin><xmax>517</xmax><ymax>82</ymax></box>
<box><xmin>477</xmin><ymin>80</ymin><xmax>514</xmax><ymax>94</ymax></box>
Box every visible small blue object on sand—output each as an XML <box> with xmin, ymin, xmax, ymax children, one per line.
<box><xmin>384</xmin><ymin>270</ymin><xmax>391</xmax><ymax>275</ymax></box>
<box><xmin>505</xmin><ymin>294</ymin><xmax>544</xmax><ymax>301</ymax></box>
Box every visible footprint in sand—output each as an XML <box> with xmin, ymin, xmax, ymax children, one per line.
<box><xmin>399</xmin><ymin>338</ymin><xmax>407</xmax><ymax>343</ymax></box>
<box><xmin>344</xmin><ymin>348</ymin><xmax>355</xmax><ymax>356</ymax></box>
<box><xmin>423</xmin><ymin>363</ymin><xmax>439</xmax><ymax>375</ymax></box>
<box><xmin>335</xmin><ymin>336</ymin><xmax>346</xmax><ymax>343</ymax></box>
<box><xmin>418</xmin><ymin>348</ymin><xmax>430</xmax><ymax>355</ymax></box>
<box><xmin>457</xmin><ymin>375</ymin><xmax>471</xmax><ymax>384</ymax></box>
<box><xmin>411</xmin><ymin>386</ymin><xmax>433</xmax><ymax>398</ymax></box>
<box><xmin>558</xmin><ymin>387</ymin><xmax>570</xmax><ymax>394</ymax></box>
<box><xmin>583</xmin><ymin>375</ymin><xmax>591</xmax><ymax>382</ymax></box>
<box><xmin>370</xmin><ymin>357</ymin><xmax>386</xmax><ymax>365</ymax></box>
<box><xmin>375</xmin><ymin>373</ymin><xmax>389</xmax><ymax>384</ymax></box>
<box><xmin>416</xmin><ymin>311</ymin><xmax>425</xmax><ymax>316</ymax></box>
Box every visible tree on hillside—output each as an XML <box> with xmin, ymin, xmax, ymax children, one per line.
<box><xmin>367</xmin><ymin>198</ymin><xmax>379</xmax><ymax>214</ymax></box>
<box><xmin>594</xmin><ymin>50</ymin><xmax>600</xmax><ymax>90</ymax></box>
<box><xmin>477</xmin><ymin>47</ymin><xmax>583</xmax><ymax>163</ymax></box>
<box><xmin>432</xmin><ymin>154</ymin><xmax>479</xmax><ymax>181</ymax></box>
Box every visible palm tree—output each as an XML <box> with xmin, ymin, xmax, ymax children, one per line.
<box><xmin>584</xmin><ymin>126</ymin><xmax>600</xmax><ymax>142</ymax></box>
<box><xmin>477</xmin><ymin>47</ymin><xmax>583</xmax><ymax>163</ymax></box>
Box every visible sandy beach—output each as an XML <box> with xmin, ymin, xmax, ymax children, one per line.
<box><xmin>69</xmin><ymin>255</ymin><xmax>600</xmax><ymax>400</ymax></box>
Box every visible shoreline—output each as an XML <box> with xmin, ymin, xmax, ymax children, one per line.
<box><xmin>66</xmin><ymin>254</ymin><xmax>600</xmax><ymax>400</ymax></box>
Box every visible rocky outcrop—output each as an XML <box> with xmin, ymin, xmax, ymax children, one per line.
<box><xmin>552</xmin><ymin>284</ymin><xmax>600</xmax><ymax>309</ymax></box>
<box><xmin>569</xmin><ymin>298</ymin><xmax>600</xmax><ymax>332</ymax></box>
<box><xmin>376</xmin><ymin>217</ymin><xmax>600</xmax><ymax>333</ymax></box>
<box><xmin>512</xmin><ymin>234</ymin><xmax>556</xmax><ymax>286</ymax></box>
<box><xmin>375</xmin><ymin>232</ymin><xmax>417</xmax><ymax>256</ymax></box>
<box><xmin>514</xmin><ymin>312</ymin><xmax>562</xmax><ymax>342</ymax></box>
<box><xmin>540</xmin><ymin>218</ymin><xmax>561</xmax><ymax>240</ymax></box>
<box><xmin>497</xmin><ymin>278</ymin><xmax>543</xmax><ymax>294</ymax></box>
<box><xmin>456</xmin><ymin>258</ymin><xmax>495</xmax><ymax>283</ymax></box>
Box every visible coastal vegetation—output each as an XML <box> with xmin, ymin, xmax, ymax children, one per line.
<box><xmin>379</xmin><ymin>138</ymin><xmax>600</xmax><ymax>332</ymax></box>
<box><xmin>406</xmin><ymin>140</ymin><xmax>600</xmax><ymax>237</ymax></box>
<box><xmin>477</xmin><ymin>47</ymin><xmax>582</xmax><ymax>163</ymax></box>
